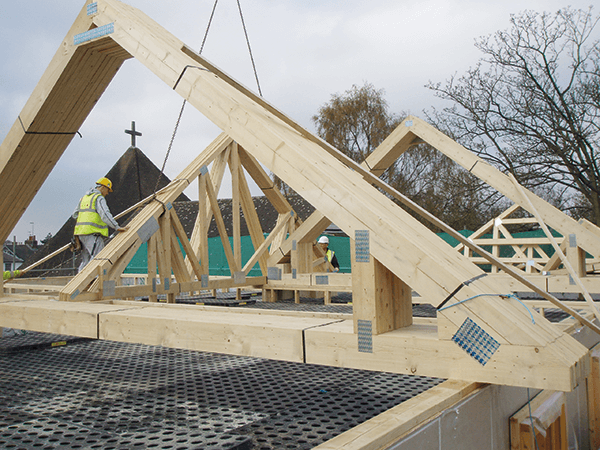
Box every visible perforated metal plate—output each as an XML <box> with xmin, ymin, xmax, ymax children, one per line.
<box><xmin>233</xmin><ymin>271</ymin><xmax>246</xmax><ymax>285</ymax></box>
<box><xmin>451</xmin><ymin>317</ymin><xmax>500</xmax><ymax>365</ymax></box>
<box><xmin>315</xmin><ymin>275</ymin><xmax>329</xmax><ymax>285</ymax></box>
<box><xmin>357</xmin><ymin>320</ymin><xmax>373</xmax><ymax>353</ymax></box>
<box><xmin>87</xmin><ymin>2</ymin><xmax>98</xmax><ymax>15</ymax></box>
<box><xmin>103</xmin><ymin>280</ymin><xmax>116</xmax><ymax>297</ymax></box>
<box><xmin>355</xmin><ymin>230</ymin><xmax>370</xmax><ymax>263</ymax></box>
<box><xmin>569</xmin><ymin>233</ymin><xmax>577</xmax><ymax>248</ymax></box>
<box><xmin>137</xmin><ymin>217</ymin><xmax>160</xmax><ymax>243</ymax></box>
<box><xmin>74</xmin><ymin>23</ymin><xmax>114</xmax><ymax>45</ymax></box>
<box><xmin>267</xmin><ymin>267</ymin><xmax>281</xmax><ymax>281</ymax></box>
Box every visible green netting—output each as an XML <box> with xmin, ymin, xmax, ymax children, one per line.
<box><xmin>124</xmin><ymin>229</ymin><xmax>564</xmax><ymax>275</ymax></box>
<box><xmin>124</xmin><ymin>235</ymin><xmax>263</xmax><ymax>276</ymax></box>
<box><xmin>124</xmin><ymin>234</ymin><xmax>352</xmax><ymax>275</ymax></box>
<box><xmin>325</xmin><ymin>235</ymin><xmax>350</xmax><ymax>273</ymax></box>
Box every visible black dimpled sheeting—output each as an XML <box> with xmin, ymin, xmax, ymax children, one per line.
<box><xmin>0</xmin><ymin>332</ymin><xmax>441</xmax><ymax>449</ymax></box>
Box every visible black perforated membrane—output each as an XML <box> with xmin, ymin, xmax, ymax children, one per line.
<box><xmin>243</xmin><ymin>294</ymin><xmax>438</xmax><ymax>318</ymax></box>
<box><xmin>0</xmin><ymin>329</ymin><xmax>442</xmax><ymax>450</ymax></box>
<box><xmin>0</xmin><ymin>332</ymin><xmax>90</xmax><ymax>355</ymax></box>
<box><xmin>541</xmin><ymin>308</ymin><xmax>570</xmax><ymax>322</ymax></box>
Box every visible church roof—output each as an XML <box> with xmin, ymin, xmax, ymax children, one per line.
<box><xmin>19</xmin><ymin>146</ymin><xmax>189</xmax><ymax>274</ymax></box>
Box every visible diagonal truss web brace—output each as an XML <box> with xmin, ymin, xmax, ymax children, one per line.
<box><xmin>78</xmin><ymin>0</ymin><xmax>590</xmax><ymax>347</ymax></box>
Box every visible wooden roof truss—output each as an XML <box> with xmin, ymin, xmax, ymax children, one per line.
<box><xmin>2</xmin><ymin>0</ymin><xmax>600</xmax><ymax>392</ymax></box>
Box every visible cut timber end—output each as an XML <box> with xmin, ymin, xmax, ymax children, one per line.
<box><xmin>305</xmin><ymin>320</ymin><xmax>589</xmax><ymax>392</ymax></box>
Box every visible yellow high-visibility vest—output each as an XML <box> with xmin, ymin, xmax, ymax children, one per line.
<box><xmin>74</xmin><ymin>193</ymin><xmax>109</xmax><ymax>237</ymax></box>
<box><xmin>3</xmin><ymin>270</ymin><xmax>21</xmax><ymax>280</ymax></box>
<box><xmin>326</xmin><ymin>249</ymin><xmax>334</xmax><ymax>262</ymax></box>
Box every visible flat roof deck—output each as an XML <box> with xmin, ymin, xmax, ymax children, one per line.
<box><xmin>0</xmin><ymin>328</ymin><xmax>442</xmax><ymax>450</ymax></box>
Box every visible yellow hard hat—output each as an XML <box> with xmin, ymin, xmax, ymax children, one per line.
<box><xmin>96</xmin><ymin>177</ymin><xmax>113</xmax><ymax>192</ymax></box>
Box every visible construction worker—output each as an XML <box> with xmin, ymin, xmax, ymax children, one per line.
<box><xmin>317</xmin><ymin>235</ymin><xmax>339</xmax><ymax>272</ymax></box>
<box><xmin>3</xmin><ymin>270</ymin><xmax>21</xmax><ymax>281</ymax></box>
<box><xmin>72</xmin><ymin>177</ymin><xmax>127</xmax><ymax>272</ymax></box>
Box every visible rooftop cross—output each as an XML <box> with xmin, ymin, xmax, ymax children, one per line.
<box><xmin>125</xmin><ymin>121</ymin><xmax>142</xmax><ymax>147</ymax></box>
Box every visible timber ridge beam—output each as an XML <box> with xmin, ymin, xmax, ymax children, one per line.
<box><xmin>1</xmin><ymin>0</ymin><xmax>600</xmax><ymax>393</ymax></box>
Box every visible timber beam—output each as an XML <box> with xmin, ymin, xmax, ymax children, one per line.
<box><xmin>2</xmin><ymin>0</ymin><xmax>599</xmax><ymax>396</ymax></box>
<box><xmin>365</xmin><ymin>117</ymin><xmax>600</xmax><ymax>260</ymax></box>
<box><xmin>0</xmin><ymin>297</ymin><xmax>593</xmax><ymax>392</ymax></box>
<box><xmin>0</xmin><ymin>2</ymin><xmax>132</xmax><ymax>243</ymax></box>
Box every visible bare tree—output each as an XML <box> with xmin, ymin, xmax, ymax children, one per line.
<box><xmin>312</xmin><ymin>82</ymin><xmax>402</xmax><ymax>164</ymax></box>
<box><xmin>270</xmin><ymin>83</ymin><xmax>399</xmax><ymax>198</ymax></box>
<box><xmin>391</xmin><ymin>143</ymin><xmax>508</xmax><ymax>231</ymax></box>
<box><xmin>312</xmin><ymin>82</ymin><xmax>503</xmax><ymax>231</ymax></box>
<box><xmin>427</xmin><ymin>7</ymin><xmax>600</xmax><ymax>223</ymax></box>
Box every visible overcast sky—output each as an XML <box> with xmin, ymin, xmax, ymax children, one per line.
<box><xmin>1</xmin><ymin>0</ymin><xmax>596</xmax><ymax>242</ymax></box>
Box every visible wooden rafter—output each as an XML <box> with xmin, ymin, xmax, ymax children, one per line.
<box><xmin>2</xmin><ymin>0</ymin><xmax>600</xmax><ymax>393</ymax></box>
<box><xmin>237</xmin><ymin>157</ymin><xmax>268</xmax><ymax>274</ymax></box>
<box><xmin>366</xmin><ymin>117</ymin><xmax>600</xmax><ymax>259</ymax></box>
<box><xmin>242</xmin><ymin>212</ymin><xmax>293</xmax><ymax>276</ymax></box>
<box><xmin>206</xmin><ymin>169</ymin><xmax>239</xmax><ymax>274</ymax></box>
<box><xmin>510</xmin><ymin>174</ymin><xmax>600</xmax><ymax>321</ymax></box>
<box><xmin>186</xmin><ymin>143</ymin><xmax>231</xmax><ymax>272</ymax></box>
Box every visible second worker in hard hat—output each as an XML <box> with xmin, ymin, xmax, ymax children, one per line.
<box><xmin>317</xmin><ymin>235</ymin><xmax>340</xmax><ymax>272</ymax></box>
<box><xmin>72</xmin><ymin>177</ymin><xmax>128</xmax><ymax>272</ymax></box>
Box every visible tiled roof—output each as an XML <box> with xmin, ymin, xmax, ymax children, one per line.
<box><xmin>18</xmin><ymin>146</ymin><xmax>317</xmax><ymax>276</ymax></box>
<box><xmin>174</xmin><ymin>195</ymin><xmax>316</xmax><ymax>238</ymax></box>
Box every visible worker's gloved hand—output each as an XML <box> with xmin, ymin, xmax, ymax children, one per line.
<box><xmin>117</xmin><ymin>227</ymin><xmax>129</xmax><ymax>232</ymax></box>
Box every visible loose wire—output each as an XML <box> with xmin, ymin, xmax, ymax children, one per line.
<box><xmin>438</xmin><ymin>293</ymin><xmax>535</xmax><ymax>324</ymax></box>
<box><xmin>236</xmin><ymin>0</ymin><xmax>262</xmax><ymax>96</ymax></box>
<box><xmin>527</xmin><ymin>388</ymin><xmax>541</xmax><ymax>450</ymax></box>
<box><xmin>152</xmin><ymin>0</ymin><xmax>220</xmax><ymax>198</ymax></box>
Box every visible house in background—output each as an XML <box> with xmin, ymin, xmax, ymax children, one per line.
<box><xmin>3</xmin><ymin>236</ymin><xmax>38</xmax><ymax>271</ymax></box>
